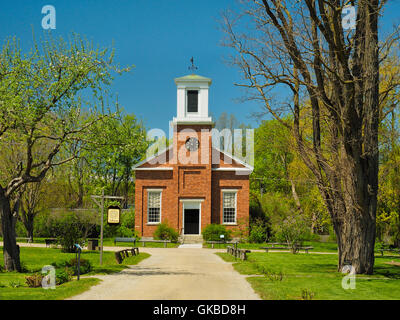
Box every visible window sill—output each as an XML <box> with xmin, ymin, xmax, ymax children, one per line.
<box><xmin>223</xmin><ymin>223</ymin><xmax>237</xmax><ymax>226</ymax></box>
<box><xmin>146</xmin><ymin>222</ymin><xmax>161</xmax><ymax>225</ymax></box>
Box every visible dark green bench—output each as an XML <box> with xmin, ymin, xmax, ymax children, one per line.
<box><xmin>114</xmin><ymin>237</ymin><xmax>136</xmax><ymax>246</ymax></box>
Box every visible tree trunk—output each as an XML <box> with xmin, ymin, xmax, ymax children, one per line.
<box><xmin>333</xmin><ymin>205</ymin><xmax>376</xmax><ymax>275</ymax></box>
<box><xmin>289</xmin><ymin>179</ymin><xmax>303</xmax><ymax>214</ymax></box>
<box><xmin>76</xmin><ymin>182</ymin><xmax>84</xmax><ymax>208</ymax></box>
<box><xmin>19</xmin><ymin>204</ymin><xmax>35</xmax><ymax>243</ymax></box>
<box><xmin>310</xmin><ymin>211</ymin><xmax>317</xmax><ymax>234</ymax></box>
<box><xmin>0</xmin><ymin>189</ymin><xmax>21</xmax><ymax>272</ymax></box>
<box><xmin>328</xmin><ymin>150</ymin><xmax>377</xmax><ymax>274</ymax></box>
<box><xmin>25</xmin><ymin>215</ymin><xmax>34</xmax><ymax>242</ymax></box>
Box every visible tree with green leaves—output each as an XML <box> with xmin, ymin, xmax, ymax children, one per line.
<box><xmin>223</xmin><ymin>0</ymin><xmax>400</xmax><ymax>274</ymax></box>
<box><xmin>86</xmin><ymin>113</ymin><xmax>148</xmax><ymax>206</ymax></box>
<box><xmin>0</xmin><ymin>34</ymin><xmax>130</xmax><ymax>271</ymax></box>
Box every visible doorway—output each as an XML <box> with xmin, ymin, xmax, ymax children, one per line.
<box><xmin>183</xmin><ymin>201</ymin><xmax>201</xmax><ymax>235</ymax></box>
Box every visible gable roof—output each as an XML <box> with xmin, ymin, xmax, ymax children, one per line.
<box><xmin>211</xmin><ymin>147</ymin><xmax>253</xmax><ymax>173</ymax></box>
<box><xmin>132</xmin><ymin>146</ymin><xmax>173</xmax><ymax>171</ymax></box>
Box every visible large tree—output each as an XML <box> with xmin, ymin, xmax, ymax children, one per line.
<box><xmin>86</xmin><ymin>113</ymin><xmax>148</xmax><ymax>206</ymax></box>
<box><xmin>223</xmin><ymin>0</ymin><xmax>399</xmax><ymax>273</ymax></box>
<box><xmin>0</xmin><ymin>35</ymin><xmax>130</xmax><ymax>271</ymax></box>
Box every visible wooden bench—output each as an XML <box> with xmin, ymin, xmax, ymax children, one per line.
<box><xmin>376</xmin><ymin>248</ymin><xmax>400</xmax><ymax>256</ymax></box>
<box><xmin>45</xmin><ymin>238</ymin><xmax>57</xmax><ymax>247</ymax></box>
<box><xmin>16</xmin><ymin>237</ymin><xmax>33</xmax><ymax>243</ymax></box>
<box><xmin>138</xmin><ymin>239</ymin><xmax>171</xmax><ymax>248</ymax></box>
<box><xmin>260</xmin><ymin>246</ymin><xmax>314</xmax><ymax>253</ymax></box>
<box><xmin>301</xmin><ymin>246</ymin><xmax>314</xmax><ymax>254</ymax></box>
<box><xmin>227</xmin><ymin>246</ymin><xmax>251</xmax><ymax>260</ymax></box>
<box><xmin>114</xmin><ymin>248</ymin><xmax>140</xmax><ymax>264</ymax></box>
<box><xmin>114</xmin><ymin>237</ymin><xmax>136</xmax><ymax>246</ymax></box>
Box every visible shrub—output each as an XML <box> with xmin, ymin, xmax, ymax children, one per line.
<box><xmin>232</xmin><ymin>217</ymin><xmax>250</xmax><ymax>242</ymax></box>
<box><xmin>53</xmin><ymin>212</ymin><xmax>85</xmax><ymax>253</ymax></box>
<box><xmin>254</xmin><ymin>263</ymin><xmax>285</xmax><ymax>281</ymax></box>
<box><xmin>56</xmin><ymin>268</ymin><xmax>73</xmax><ymax>285</ymax></box>
<box><xmin>248</xmin><ymin>218</ymin><xmax>268</xmax><ymax>243</ymax></box>
<box><xmin>8</xmin><ymin>280</ymin><xmax>23</xmax><ymax>288</ymax></box>
<box><xmin>202</xmin><ymin>224</ymin><xmax>232</xmax><ymax>242</ymax></box>
<box><xmin>25</xmin><ymin>273</ymin><xmax>44</xmax><ymax>288</ymax></box>
<box><xmin>273</xmin><ymin>214</ymin><xmax>311</xmax><ymax>253</ymax></box>
<box><xmin>66</xmin><ymin>258</ymin><xmax>92</xmax><ymax>275</ymax></box>
<box><xmin>153</xmin><ymin>222</ymin><xmax>178</xmax><ymax>242</ymax></box>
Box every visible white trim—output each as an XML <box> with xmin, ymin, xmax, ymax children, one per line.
<box><xmin>179</xmin><ymin>199</ymin><xmax>205</xmax><ymax>202</ymax></box>
<box><xmin>221</xmin><ymin>189</ymin><xmax>239</xmax><ymax>192</ymax></box>
<box><xmin>147</xmin><ymin>190</ymin><xmax>162</xmax><ymax>224</ymax></box>
<box><xmin>134</xmin><ymin>167</ymin><xmax>173</xmax><ymax>171</ymax></box>
<box><xmin>212</xmin><ymin>168</ymin><xmax>252</xmax><ymax>172</ymax></box>
<box><xmin>222</xmin><ymin>190</ymin><xmax>237</xmax><ymax>225</ymax></box>
<box><xmin>213</xmin><ymin>147</ymin><xmax>254</xmax><ymax>171</ymax></box>
<box><xmin>172</xmin><ymin>119</ymin><xmax>214</xmax><ymax>125</ymax></box>
<box><xmin>182</xmin><ymin>201</ymin><xmax>201</xmax><ymax>235</ymax></box>
<box><xmin>133</xmin><ymin>146</ymin><xmax>173</xmax><ymax>169</ymax></box>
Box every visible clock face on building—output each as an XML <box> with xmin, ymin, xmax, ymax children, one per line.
<box><xmin>185</xmin><ymin>137</ymin><xmax>199</xmax><ymax>151</ymax></box>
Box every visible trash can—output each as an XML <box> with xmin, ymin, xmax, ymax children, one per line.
<box><xmin>87</xmin><ymin>239</ymin><xmax>98</xmax><ymax>251</ymax></box>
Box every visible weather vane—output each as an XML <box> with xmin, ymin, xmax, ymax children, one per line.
<box><xmin>188</xmin><ymin>57</ymin><xmax>198</xmax><ymax>73</ymax></box>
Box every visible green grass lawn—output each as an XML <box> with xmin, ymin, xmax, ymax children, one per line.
<box><xmin>217</xmin><ymin>251</ymin><xmax>400</xmax><ymax>300</ymax></box>
<box><xmin>0</xmin><ymin>246</ymin><xmax>150</xmax><ymax>300</ymax></box>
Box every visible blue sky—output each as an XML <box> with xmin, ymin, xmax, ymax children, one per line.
<box><xmin>1</xmin><ymin>1</ymin><xmax>400</xmax><ymax>134</ymax></box>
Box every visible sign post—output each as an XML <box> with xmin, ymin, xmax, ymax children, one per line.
<box><xmin>74</xmin><ymin>244</ymin><xmax>82</xmax><ymax>281</ymax></box>
<box><xmin>91</xmin><ymin>192</ymin><xmax>124</xmax><ymax>265</ymax></box>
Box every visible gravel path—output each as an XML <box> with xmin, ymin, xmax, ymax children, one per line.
<box><xmin>68</xmin><ymin>247</ymin><xmax>261</xmax><ymax>300</ymax></box>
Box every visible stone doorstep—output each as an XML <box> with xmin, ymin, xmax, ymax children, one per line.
<box><xmin>180</xmin><ymin>234</ymin><xmax>204</xmax><ymax>245</ymax></box>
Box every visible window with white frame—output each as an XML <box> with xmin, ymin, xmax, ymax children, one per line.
<box><xmin>223</xmin><ymin>191</ymin><xmax>237</xmax><ymax>224</ymax></box>
<box><xmin>147</xmin><ymin>190</ymin><xmax>161</xmax><ymax>223</ymax></box>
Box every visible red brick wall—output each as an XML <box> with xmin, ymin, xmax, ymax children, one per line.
<box><xmin>134</xmin><ymin>170</ymin><xmax>177</xmax><ymax>237</ymax></box>
<box><xmin>211</xmin><ymin>171</ymin><xmax>250</xmax><ymax>236</ymax></box>
<box><xmin>134</xmin><ymin>124</ymin><xmax>250</xmax><ymax>238</ymax></box>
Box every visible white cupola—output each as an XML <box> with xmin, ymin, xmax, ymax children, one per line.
<box><xmin>172</xmin><ymin>74</ymin><xmax>213</xmax><ymax>124</ymax></box>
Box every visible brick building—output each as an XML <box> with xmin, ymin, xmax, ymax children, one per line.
<box><xmin>133</xmin><ymin>74</ymin><xmax>253</xmax><ymax>242</ymax></box>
